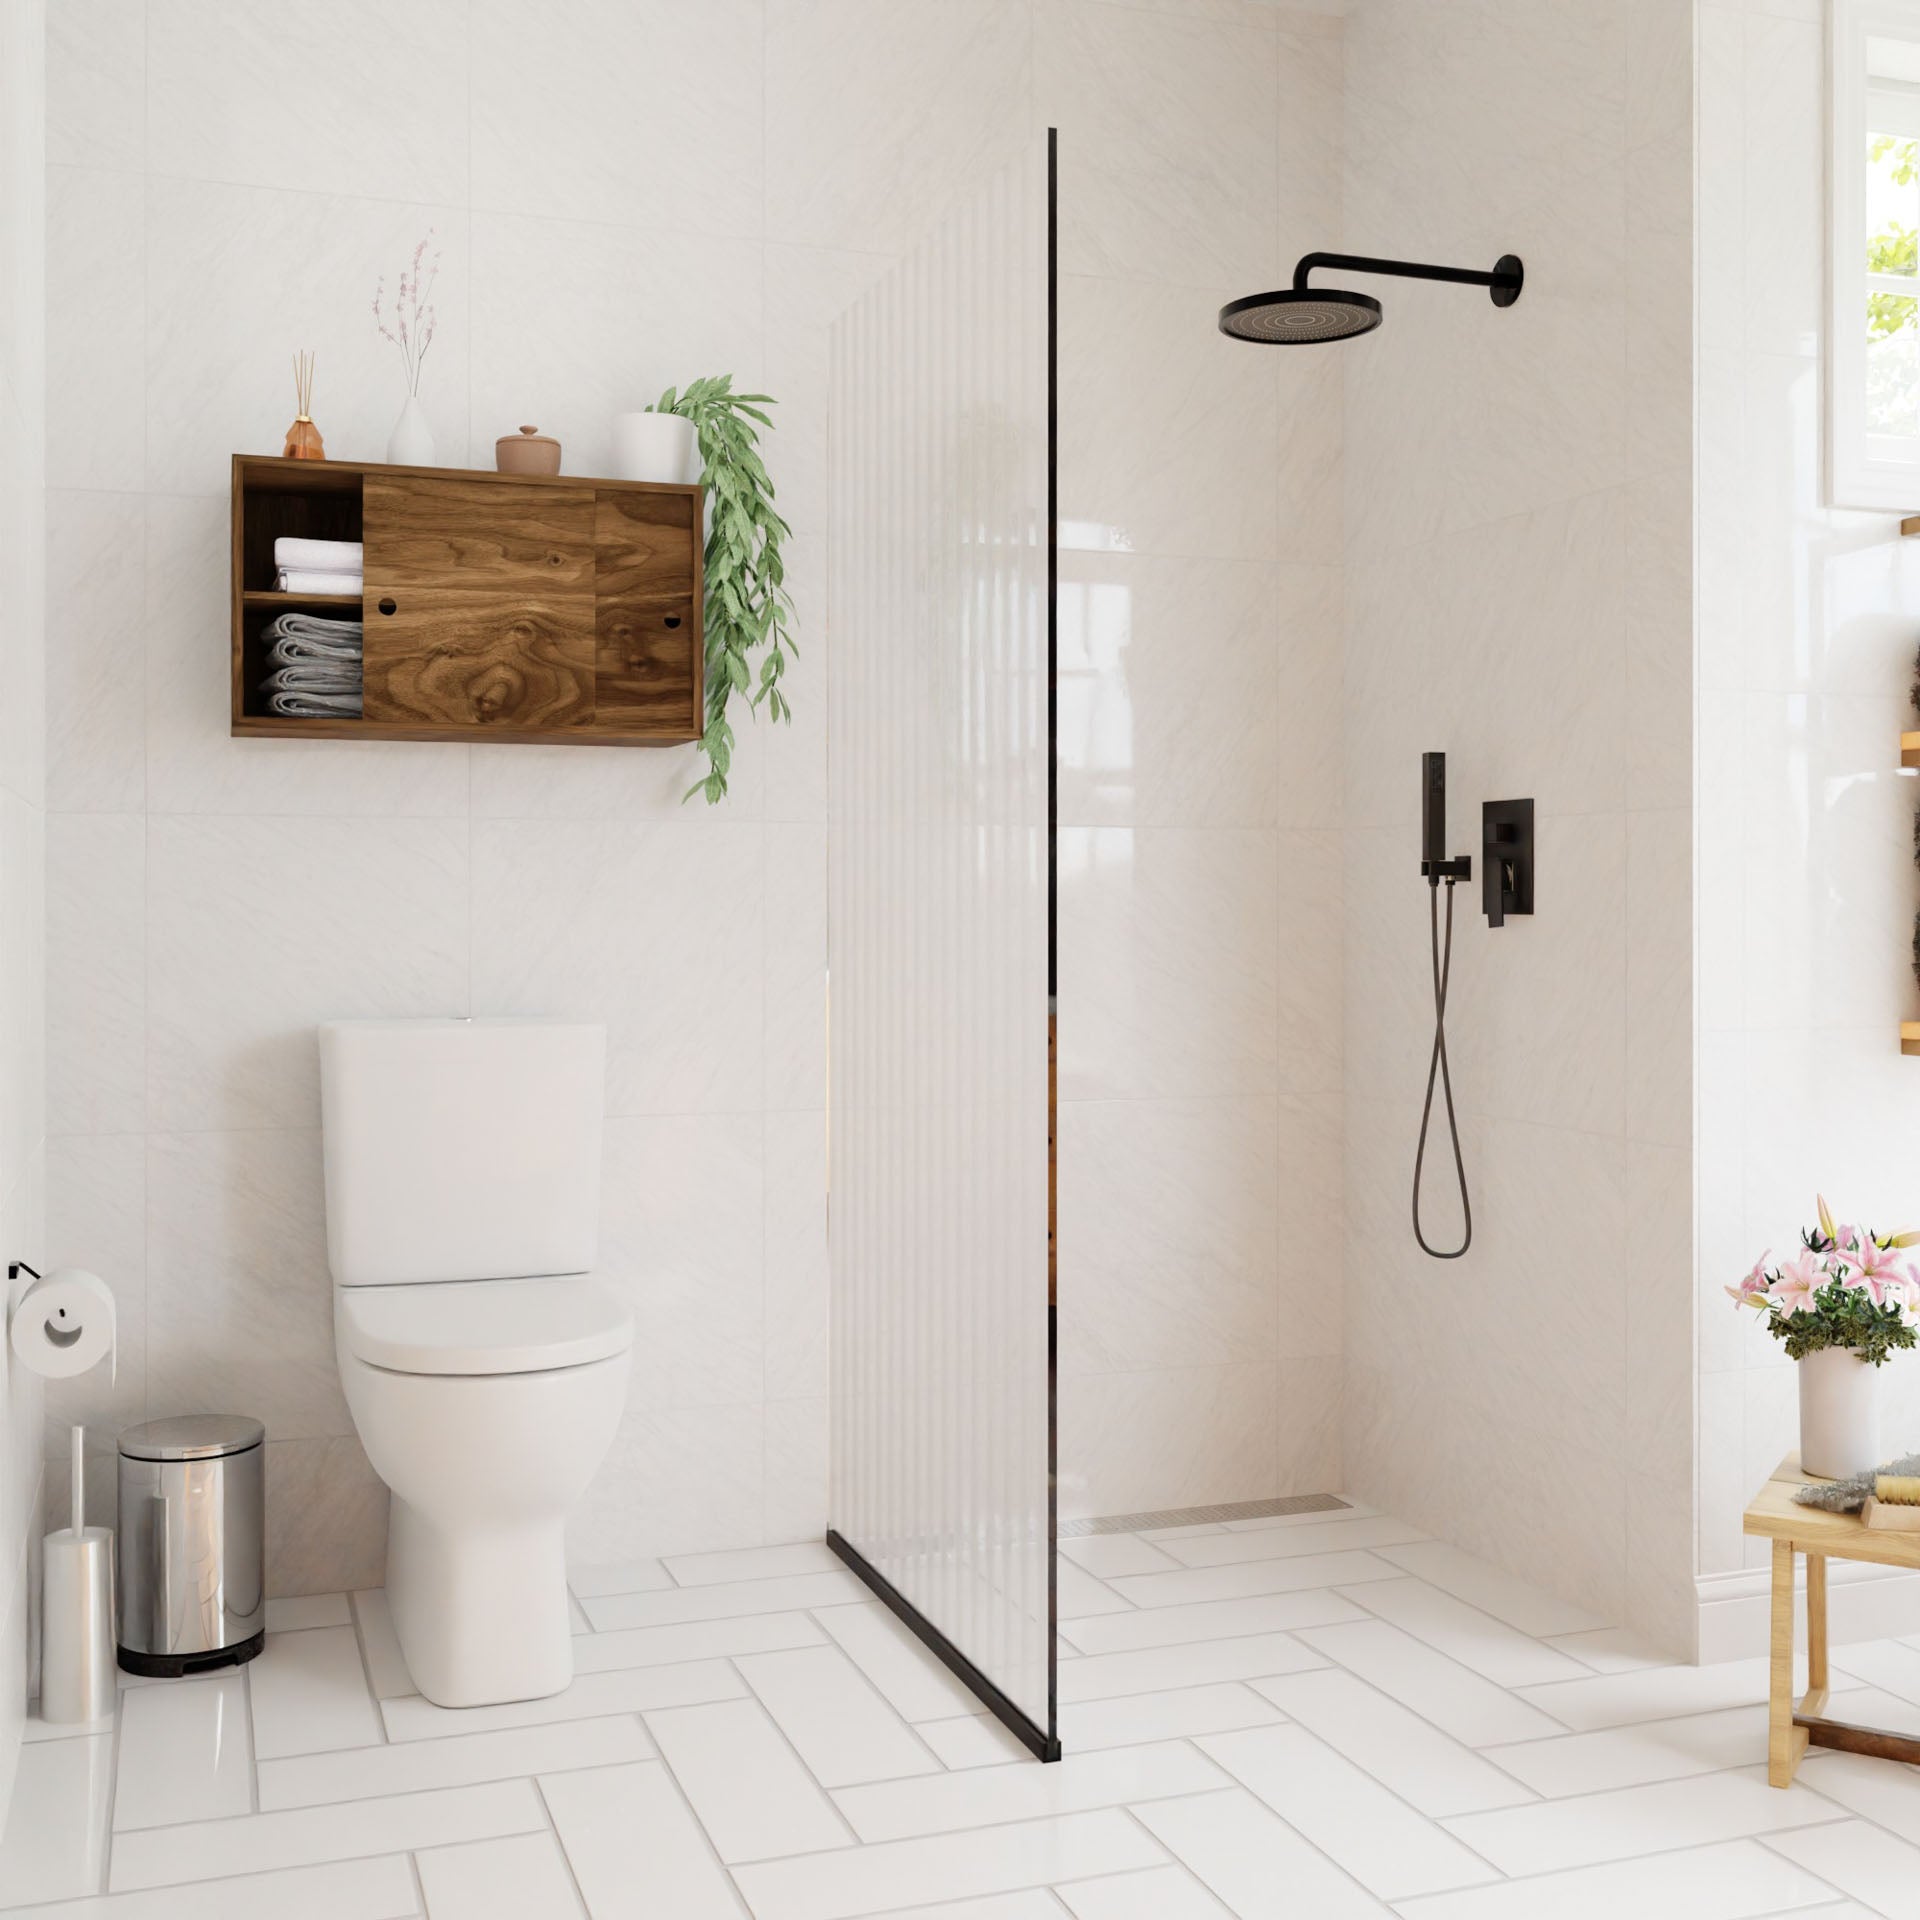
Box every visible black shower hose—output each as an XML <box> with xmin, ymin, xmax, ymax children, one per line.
<box><xmin>1413</xmin><ymin>876</ymin><xmax>1472</xmax><ymax>1259</ymax></box>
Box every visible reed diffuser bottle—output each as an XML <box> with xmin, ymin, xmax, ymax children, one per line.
<box><xmin>284</xmin><ymin>349</ymin><xmax>325</xmax><ymax>460</ymax></box>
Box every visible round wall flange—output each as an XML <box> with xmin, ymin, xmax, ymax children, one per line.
<box><xmin>1490</xmin><ymin>254</ymin><xmax>1524</xmax><ymax>308</ymax></box>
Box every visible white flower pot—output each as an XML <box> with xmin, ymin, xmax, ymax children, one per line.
<box><xmin>1798</xmin><ymin>1346</ymin><xmax>1881</xmax><ymax>1480</ymax></box>
<box><xmin>387</xmin><ymin>394</ymin><xmax>435</xmax><ymax>467</ymax></box>
<box><xmin>611</xmin><ymin>411</ymin><xmax>698</xmax><ymax>485</ymax></box>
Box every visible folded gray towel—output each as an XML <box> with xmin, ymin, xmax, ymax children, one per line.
<box><xmin>264</xmin><ymin>610</ymin><xmax>362</xmax><ymax>661</ymax></box>
<box><xmin>268</xmin><ymin>688</ymin><xmax>363</xmax><ymax>718</ymax></box>
<box><xmin>264</xmin><ymin>662</ymin><xmax>362</xmax><ymax>694</ymax></box>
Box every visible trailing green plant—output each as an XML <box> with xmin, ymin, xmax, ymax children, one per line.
<box><xmin>649</xmin><ymin>377</ymin><xmax>795</xmax><ymax>803</ymax></box>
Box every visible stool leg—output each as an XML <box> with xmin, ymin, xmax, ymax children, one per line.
<box><xmin>1806</xmin><ymin>1551</ymin><xmax>1828</xmax><ymax>1698</ymax></box>
<box><xmin>1768</xmin><ymin>1540</ymin><xmax>1799</xmax><ymax>1787</ymax></box>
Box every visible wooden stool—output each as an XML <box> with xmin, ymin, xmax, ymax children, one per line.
<box><xmin>1744</xmin><ymin>1452</ymin><xmax>1920</xmax><ymax>1785</ymax></box>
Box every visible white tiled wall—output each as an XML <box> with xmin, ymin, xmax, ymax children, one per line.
<box><xmin>1053</xmin><ymin>3</ymin><xmax>1348</xmax><ymax>1519</ymax></box>
<box><xmin>1695</xmin><ymin>0</ymin><xmax>1920</xmax><ymax>1619</ymax></box>
<box><xmin>1337</xmin><ymin>0</ymin><xmax>1696</xmax><ymax>1647</ymax></box>
<box><xmin>0</xmin><ymin>0</ymin><xmax>47</xmax><ymax>1811</ymax></box>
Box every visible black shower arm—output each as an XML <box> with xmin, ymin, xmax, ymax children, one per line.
<box><xmin>1292</xmin><ymin>251</ymin><xmax>1518</xmax><ymax>293</ymax></box>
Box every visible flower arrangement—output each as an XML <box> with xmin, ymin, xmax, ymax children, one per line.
<box><xmin>1728</xmin><ymin>1195</ymin><xmax>1920</xmax><ymax>1365</ymax></box>
<box><xmin>372</xmin><ymin>233</ymin><xmax>440</xmax><ymax>397</ymax></box>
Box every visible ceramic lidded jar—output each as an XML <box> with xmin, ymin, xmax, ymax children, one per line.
<box><xmin>495</xmin><ymin>425</ymin><xmax>561</xmax><ymax>476</ymax></box>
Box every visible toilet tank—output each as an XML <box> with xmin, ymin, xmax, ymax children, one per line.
<box><xmin>319</xmin><ymin>1018</ymin><xmax>605</xmax><ymax>1287</ymax></box>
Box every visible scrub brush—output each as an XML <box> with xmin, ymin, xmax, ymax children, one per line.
<box><xmin>1862</xmin><ymin>1473</ymin><xmax>1920</xmax><ymax>1529</ymax></box>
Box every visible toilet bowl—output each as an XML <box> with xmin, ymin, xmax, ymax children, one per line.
<box><xmin>336</xmin><ymin>1275</ymin><xmax>631</xmax><ymax>1707</ymax></box>
<box><xmin>319</xmin><ymin>1018</ymin><xmax>630</xmax><ymax>1708</ymax></box>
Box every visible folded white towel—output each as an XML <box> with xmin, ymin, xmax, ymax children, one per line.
<box><xmin>273</xmin><ymin>537</ymin><xmax>363</xmax><ymax>572</ymax></box>
<box><xmin>268</xmin><ymin>688</ymin><xmax>363</xmax><ymax>718</ymax></box>
<box><xmin>275</xmin><ymin>568</ymin><xmax>364</xmax><ymax>594</ymax></box>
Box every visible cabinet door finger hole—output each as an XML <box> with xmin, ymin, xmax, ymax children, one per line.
<box><xmin>378</xmin><ymin>596</ymin><xmax>398</xmax><ymax>616</ymax></box>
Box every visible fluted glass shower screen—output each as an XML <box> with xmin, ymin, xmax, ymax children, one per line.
<box><xmin>826</xmin><ymin>131</ymin><xmax>1056</xmax><ymax>1759</ymax></box>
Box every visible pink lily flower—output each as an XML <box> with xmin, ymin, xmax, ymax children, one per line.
<box><xmin>1725</xmin><ymin>1251</ymin><xmax>1772</xmax><ymax>1308</ymax></box>
<box><xmin>1846</xmin><ymin>1236</ymin><xmax>1917</xmax><ymax>1309</ymax></box>
<box><xmin>1768</xmin><ymin>1251</ymin><xmax>1826</xmax><ymax>1317</ymax></box>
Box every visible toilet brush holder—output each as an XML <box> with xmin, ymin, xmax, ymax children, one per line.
<box><xmin>41</xmin><ymin>1426</ymin><xmax>114</xmax><ymax>1724</ymax></box>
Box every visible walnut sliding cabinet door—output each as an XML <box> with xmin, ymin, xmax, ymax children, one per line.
<box><xmin>361</xmin><ymin>475</ymin><xmax>597</xmax><ymax>729</ymax></box>
<box><xmin>827</xmin><ymin>131</ymin><xmax>1056</xmax><ymax>1760</ymax></box>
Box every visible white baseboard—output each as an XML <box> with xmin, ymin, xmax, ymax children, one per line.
<box><xmin>1696</xmin><ymin>1558</ymin><xmax>1920</xmax><ymax>1663</ymax></box>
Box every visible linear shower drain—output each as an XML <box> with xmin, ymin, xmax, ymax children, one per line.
<box><xmin>1059</xmin><ymin>1492</ymin><xmax>1350</xmax><ymax>1536</ymax></box>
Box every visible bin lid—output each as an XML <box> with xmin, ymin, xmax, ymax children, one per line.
<box><xmin>120</xmin><ymin>1415</ymin><xmax>265</xmax><ymax>1462</ymax></box>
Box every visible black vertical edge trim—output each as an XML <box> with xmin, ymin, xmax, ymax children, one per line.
<box><xmin>1044</xmin><ymin>123</ymin><xmax>1061</xmax><ymax>1765</ymax></box>
<box><xmin>826</xmin><ymin>1531</ymin><xmax>1061</xmax><ymax>1762</ymax></box>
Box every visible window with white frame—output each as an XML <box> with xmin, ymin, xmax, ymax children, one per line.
<box><xmin>1834</xmin><ymin>0</ymin><xmax>1920</xmax><ymax>507</ymax></box>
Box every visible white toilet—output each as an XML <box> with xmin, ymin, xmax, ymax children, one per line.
<box><xmin>319</xmin><ymin>1017</ymin><xmax>633</xmax><ymax>1708</ymax></box>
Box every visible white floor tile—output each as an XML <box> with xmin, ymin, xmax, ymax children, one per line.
<box><xmin>570</xmin><ymin>1610</ymin><xmax>825</xmax><ymax>1674</ymax></box>
<box><xmin>1827</xmin><ymin>1634</ymin><xmax>1920</xmax><ymax>1705</ymax></box>
<box><xmin>1059</xmin><ymin>1682</ymin><xmax>1281</xmax><ymax>1752</ymax></box>
<box><xmin>1373</xmin><ymin>1541</ymin><xmax>1607</xmax><ymax>1637</ymax></box>
<box><xmin>1058</xmin><ymin>1589</ymin><xmax>1370</xmax><ymax>1656</ymax></box>
<box><xmin>1129</xmin><ymin>1786</ymin><xmax>1391</xmax><ymax>1918</ymax></box>
<box><xmin>0</xmin><ymin>1733</ymin><xmax>113</xmax><ymax>1906</ymax></box>
<box><xmin>566</xmin><ymin>1558</ymin><xmax>672</xmax><ymax>1600</ymax></box>
<box><xmin>1394</xmin><ymin>1837</ymin><xmax>1837</xmax><ymax>1920</ymax></box>
<box><xmin>915</xmin><ymin>1714</ymin><xmax>1031</xmax><ymax>1770</ymax></box>
<box><xmin>415</xmin><ymin>1831</ymin><xmax>585</xmax><ymax>1919</ymax></box>
<box><xmin>350</xmin><ymin>1591</ymin><xmax>417</xmax><ymax>1702</ymax></box>
<box><xmin>1252</xmin><ymin>1668</ymin><xmax>1534</xmax><ymax>1816</ymax></box>
<box><xmin>1055</xmin><ymin>1865</ymin><xmax>1230</xmax><ymax>1917</ymax></box>
<box><xmin>1538</xmin><ymin>1626</ymin><xmax>1678</xmax><ymax>1674</ymax></box>
<box><xmin>730</xmin><ymin>1809</ymin><xmax>1165</xmax><ymax>1920</ymax></box>
<box><xmin>1515</xmin><ymin>1655</ymin><xmax>1781</xmax><ymax>1732</ymax></box>
<box><xmin>1342</xmin><ymin>1577</ymin><xmax>1592</xmax><ymax>1685</ymax></box>
<box><xmin>663</xmin><ymin>1541</ymin><xmax>844</xmax><ymax>1586</ymax></box>
<box><xmin>1794</xmin><ymin>1747</ymin><xmax>1920</xmax><ymax>1829</ymax></box>
<box><xmin>582</xmin><ymin>1569</ymin><xmax>865</xmax><ymax>1632</ymax></box>
<box><xmin>1293</xmin><ymin>1620</ymin><xmax>1564</xmax><ymax>1745</ymax></box>
<box><xmin>1194</xmin><ymin>1724</ymin><xmax>1496</xmax><ymax>1901</ymax></box>
<box><xmin>1058</xmin><ymin>1537</ymin><xmax>1181</xmax><ymax>1579</ymax></box>
<box><xmin>646</xmin><ymin>1696</ymin><xmax>851</xmax><ymax>1863</ymax></box>
<box><xmin>1438</xmin><ymin>1766</ymin><xmax>1842</xmax><ymax>1877</ymax></box>
<box><xmin>833</xmin><ymin>1741</ymin><xmax>1223</xmax><ymax>1844</ymax></box>
<box><xmin>248</xmin><ymin>1624</ymin><xmax>384</xmax><ymax>1759</ymax></box>
<box><xmin>20</xmin><ymin>1708</ymin><xmax>114</xmax><ymax>1743</ymax></box>
<box><xmin>1106</xmin><ymin>1549</ymin><xmax>1405</xmax><ymax>1609</ymax></box>
<box><xmin>1157</xmin><ymin>1517</ymin><xmax>1427</xmax><ymax>1568</ymax></box>
<box><xmin>113</xmin><ymin>1672</ymin><xmax>252</xmax><ymax>1830</ymax></box>
<box><xmin>383</xmin><ymin>1657</ymin><xmax>742</xmax><ymax>1740</ymax></box>
<box><xmin>0</xmin><ymin>1855</ymin><xmax>423</xmax><ymax>1919</ymax></box>
<box><xmin>258</xmin><ymin>1713</ymin><xmax>650</xmax><ymax>1810</ymax></box>
<box><xmin>1056</xmin><ymin>1562</ymin><xmax>1134</xmax><ymax>1620</ymax></box>
<box><xmin>1056</xmin><ymin>1631</ymin><xmax>1325</xmax><ymax>1703</ymax></box>
<box><xmin>1765</xmin><ymin>1818</ymin><xmax>1920</xmax><ymax>1918</ymax></box>
<box><xmin>1481</xmin><ymin>1703</ymin><xmax>1781</xmax><ymax>1796</ymax></box>
<box><xmin>266</xmin><ymin>1594</ymin><xmax>352</xmax><ymax>1633</ymax></box>
<box><xmin>737</xmin><ymin>1644</ymin><xmax>943</xmax><ymax>1788</ymax></box>
<box><xmin>542</xmin><ymin>1760</ymin><xmax>741</xmax><ymax>1920</ymax></box>
<box><xmin>109</xmin><ymin>1780</ymin><xmax>545</xmax><ymax>1893</ymax></box>
<box><xmin>814</xmin><ymin>1603</ymin><xmax>991</xmax><ymax>1722</ymax></box>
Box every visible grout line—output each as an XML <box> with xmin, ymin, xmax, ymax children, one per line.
<box><xmin>405</xmin><ymin>1848</ymin><xmax>429</xmax><ymax>1916</ymax></box>
<box><xmin>530</xmin><ymin>1776</ymin><xmax>595</xmax><ymax>1919</ymax></box>
<box><xmin>344</xmin><ymin>1591</ymin><xmax>393</xmax><ymax>1743</ymax></box>
<box><xmin>242</xmin><ymin>1662</ymin><xmax>260</xmax><ymax>1816</ymax></box>
<box><xmin>97</xmin><ymin>1669</ymin><xmax>128</xmax><ymax>1890</ymax></box>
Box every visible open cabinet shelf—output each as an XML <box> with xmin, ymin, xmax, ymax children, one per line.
<box><xmin>231</xmin><ymin>454</ymin><xmax>704</xmax><ymax>747</ymax></box>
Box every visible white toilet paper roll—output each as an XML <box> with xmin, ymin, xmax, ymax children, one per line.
<box><xmin>9</xmin><ymin>1268</ymin><xmax>116</xmax><ymax>1380</ymax></box>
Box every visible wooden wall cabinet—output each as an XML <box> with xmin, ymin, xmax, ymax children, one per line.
<box><xmin>231</xmin><ymin>454</ymin><xmax>704</xmax><ymax>746</ymax></box>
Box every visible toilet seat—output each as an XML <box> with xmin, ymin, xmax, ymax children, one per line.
<box><xmin>337</xmin><ymin>1275</ymin><xmax>633</xmax><ymax>1377</ymax></box>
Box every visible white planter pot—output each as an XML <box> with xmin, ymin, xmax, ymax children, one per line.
<box><xmin>1798</xmin><ymin>1346</ymin><xmax>1881</xmax><ymax>1480</ymax></box>
<box><xmin>610</xmin><ymin>411</ymin><xmax>698</xmax><ymax>485</ymax></box>
<box><xmin>387</xmin><ymin>394</ymin><xmax>435</xmax><ymax>467</ymax></box>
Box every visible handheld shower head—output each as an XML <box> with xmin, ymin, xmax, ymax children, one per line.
<box><xmin>1220</xmin><ymin>251</ymin><xmax>1523</xmax><ymax>345</ymax></box>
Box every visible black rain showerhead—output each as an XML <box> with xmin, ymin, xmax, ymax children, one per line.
<box><xmin>1219</xmin><ymin>288</ymin><xmax>1381</xmax><ymax>344</ymax></box>
<box><xmin>1220</xmin><ymin>250</ymin><xmax>1523</xmax><ymax>345</ymax></box>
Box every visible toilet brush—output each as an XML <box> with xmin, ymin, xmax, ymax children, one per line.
<box><xmin>41</xmin><ymin>1424</ymin><xmax>115</xmax><ymax>1723</ymax></box>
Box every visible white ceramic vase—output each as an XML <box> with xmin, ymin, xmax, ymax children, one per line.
<box><xmin>388</xmin><ymin>394</ymin><xmax>435</xmax><ymax>467</ymax></box>
<box><xmin>610</xmin><ymin>411</ymin><xmax>698</xmax><ymax>485</ymax></box>
<box><xmin>1798</xmin><ymin>1346</ymin><xmax>1880</xmax><ymax>1480</ymax></box>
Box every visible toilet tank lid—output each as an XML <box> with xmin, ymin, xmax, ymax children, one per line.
<box><xmin>121</xmin><ymin>1415</ymin><xmax>265</xmax><ymax>1462</ymax></box>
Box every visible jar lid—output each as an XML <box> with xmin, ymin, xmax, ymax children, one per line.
<box><xmin>120</xmin><ymin>1415</ymin><xmax>265</xmax><ymax>1462</ymax></box>
<box><xmin>498</xmin><ymin>424</ymin><xmax>557</xmax><ymax>449</ymax></box>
